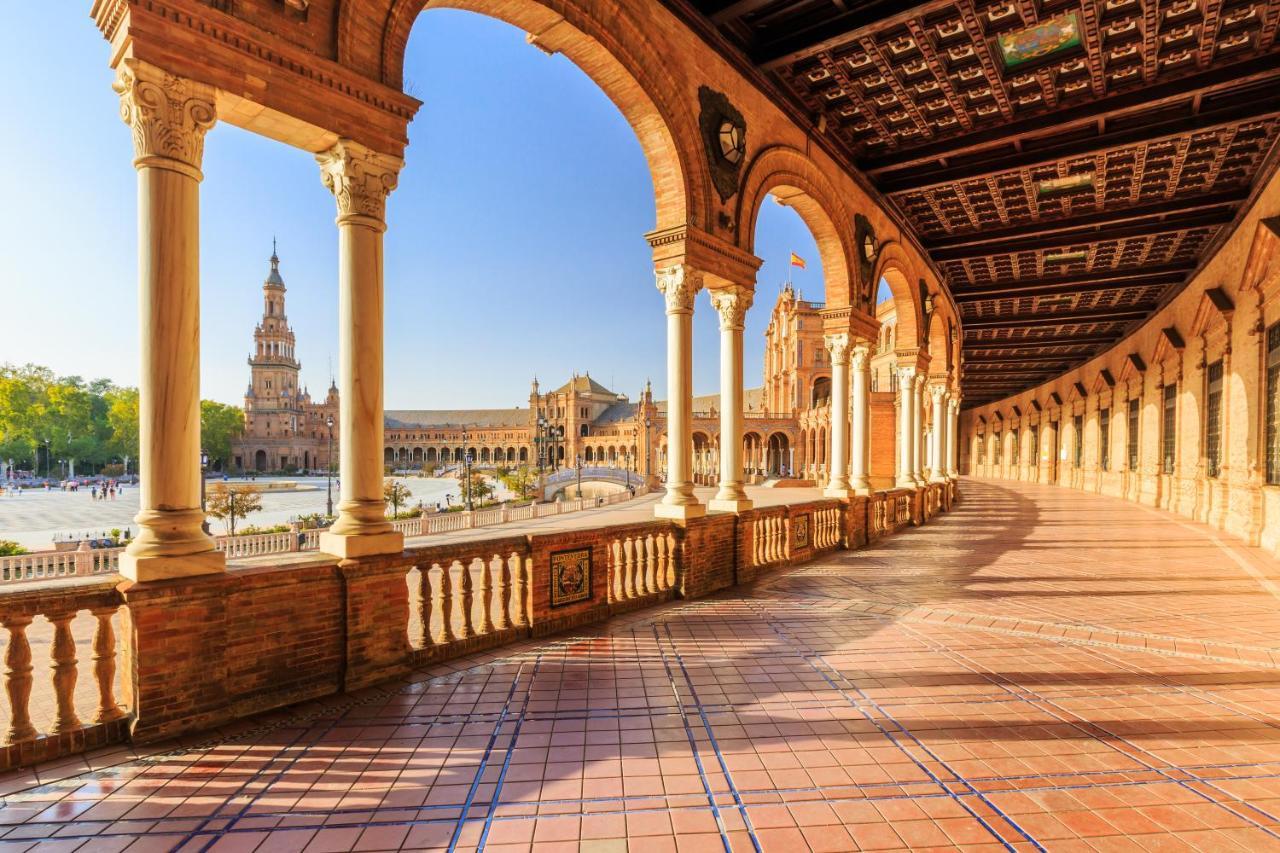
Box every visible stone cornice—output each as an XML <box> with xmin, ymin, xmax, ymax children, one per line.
<box><xmin>92</xmin><ymin>0</ymin><xmax>420</xmax><ymax>157</ymax></box>
<box><xmin>646</xmin><ymin>225</ymin><xmax>761</xmax><ymax>288</ymax></box>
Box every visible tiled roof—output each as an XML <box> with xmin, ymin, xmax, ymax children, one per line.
<box><xmin>384</xmin><ymin>409</ymin><xmax>529</xmax><ymax>429</ymax></box>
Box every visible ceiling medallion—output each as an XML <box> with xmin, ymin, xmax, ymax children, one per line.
<box><xmin>698</xmin><ymin>86</ymin><xmax>747</xmax><ymax>202</ymax></box>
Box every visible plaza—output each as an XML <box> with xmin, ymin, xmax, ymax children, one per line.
<box><xmin>2</xmin><ymin>0</ymin><xmax>1280</xmax><ymax>849</ymax></box>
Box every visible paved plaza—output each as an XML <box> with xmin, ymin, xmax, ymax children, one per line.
<box><xmin>4</xmin><ymin>478</ymin><xmax>1280</xmax><ymax>851</ymax></box>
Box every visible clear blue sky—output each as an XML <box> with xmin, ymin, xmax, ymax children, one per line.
<box><xmin>1</xmin><ymin>6</ymin><xmax>824</xmax><ymax>408</ymax></box>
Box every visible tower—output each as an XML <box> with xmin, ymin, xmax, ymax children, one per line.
<box><xmin>245</xmin><ymin>245</ymin><xmax>304</xmax><ymax>447</ymax></box>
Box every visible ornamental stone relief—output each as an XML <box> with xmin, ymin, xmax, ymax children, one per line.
<box><xmin>112</xmin><ymin>60</ymin><xmax>216</xmax><ymax>172</ymax></box>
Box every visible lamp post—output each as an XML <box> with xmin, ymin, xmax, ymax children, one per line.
<box><xmin>43</xmin><ymin>438</ymin><xmax>50</xmax><ymax>480</ymax></box>
<box><xmin>461</xmin><ymin>428</ymin><xmax>473</xmax><ymax>511</ymax></box>
<box><xmin>575</xmin><ymin>453</ymin><xmax>583</xmax><ymax>500</ymax></box>
<box><xmin>200</xmin><ymin>450</ymin><xmax>210</xmax><ymax>535</ymax></box>
<box><xmin>535</xmin><ymin>416</ymin><xmax>547</xmax><ymax>502</ymax></box>
<box><xmin>325</xmin><ymin>414</ymin><xmax>335</xmax><ymax>518</ymax></box>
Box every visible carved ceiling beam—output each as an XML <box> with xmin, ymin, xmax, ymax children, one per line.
<box><xmin>963</xmin><ymin>333</ymin><xmax>1119</xmax><ymax>348</ymax></box>
<box><xmin>962</xmin><ymin>308</ymin><xmax>1151</xmax><ymax>330</ymax></box>
<box><xmin>951</xmin><ymin>266</ymin><xmax>1190</xmax><ymax>302</ymax></box>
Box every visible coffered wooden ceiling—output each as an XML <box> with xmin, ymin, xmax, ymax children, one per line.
<box><xmin>671</xmin><ymin>0</ymin><xmax>1280</xmax><ymax>406</ymax></box>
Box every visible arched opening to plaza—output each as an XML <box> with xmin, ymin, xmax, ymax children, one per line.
<box><xmin>4</xmin><ymin>2</ymin><xmax>1280</xmax><ymax>848</ymax></box>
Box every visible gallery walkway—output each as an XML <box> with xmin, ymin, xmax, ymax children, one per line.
<box><xmin>2</xmin><ymin>479</ymin><xmax>1280</xmax><ymax>851</ymax></box>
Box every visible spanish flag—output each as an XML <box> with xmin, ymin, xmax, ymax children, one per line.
<box><xmin>790</xmin><ymin>252</ymin><xmax>807</xmax><ymax>269</ymax></box>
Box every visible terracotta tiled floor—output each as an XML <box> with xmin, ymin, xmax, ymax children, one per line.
<box><xmin>4</xmin><ymin>478</ymin><xmax>1280</xmax><ymax>851</ymax></box>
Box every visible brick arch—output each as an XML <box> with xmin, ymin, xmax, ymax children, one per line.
<box><xmin>736</xmin><ymin>146</ymin><xmax>857</xmax><ymax>309</ymax></box>
<box><xmin>347</xmin><ymin>0</ymin><xmax>707</xmax><ymax>231</ymax></box>
<box><xmin>925</xmin><ymin>306</ymin><xmax>952</xmax><ymax>376</ymax></box>
<box><xmin>871</xmin><ymin>240</ymin><xmax>924</xmax><ymax>355</ymax></box>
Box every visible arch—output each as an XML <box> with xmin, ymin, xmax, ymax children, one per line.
<box><xmin>519</xmin><ymin>447</ymin><xmax>529</xmax><ymax>463</ymax></box>
<box><xmin>811</xmin><ymin>376</ymin><xmax>831</xmax><ymax>408</ymax></box>
<box><xmin>355</xmin><ymin>0</ymin><xmax>706</xmax><ymax>231</ymax></box>
<box><xmin>766</xmin><ymin>431</ymin><xmax>791</xmax><ymax>477</ymax></box>
<box><xmin>925</xmin><ymin>300</ymin><xmax>956</xmax><ymax>377</ymax></box>
<box><xmin>871</xmin><ymin>241</ymin><xmax>926</xmax><ymax>356</ymax></box>
<box><xmin>426</xmin><ymin>447</ymin><xmax>438</xmax><ymax>463</ymax></box>
<box><xmin>584</xmin><ymin>447</ymin><xmax>595</xmax><ymax>463</ymax></box>
<box><xmin>384</xmin><ymin>447</ymin><xmax>394</xmax><ymax>465</ymax></box>
<box><xmin>254</xmin><ymin>449</ymin><xmax>267</xmax><ymax>472</ymax></box>
<box><xmin>737</xmin><ymin>145</ymin><xmax>859</xmax><ymax>309</ymax></box>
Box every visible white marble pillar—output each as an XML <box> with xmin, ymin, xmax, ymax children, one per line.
<box><xmin>896</xmin><ymin>367</ymin><xmax>916</xmax><ymax>488</ymax></box>
<box><xmin>114</xmin><ymin>60</ymin><xmax>224</xmax><ymax>582</ymax></box>
<box><xmin>823</xmin><ymin>334</ymin><xmax>852</xmax><ymax>497</ymax></box>
<box><xmin>709</xmin><ymin>286</ymin><xmax>753</xmax><ymax>513</ymax></box>
<box><xmin>850</xmin><ymin>343</ymin><xmax>872</xmax><ymax>494</ymax></box>
<box><xmin>929</xmin><ymin>383</ymin><xmax>948</xmax><ymax>483</ymax></box>
<box><xmin>655</xmin><ymin>266</ymin><xmax>705</xmax><ymax>519</ymax></box>
<box><xmin>316</xmin><ymin>140</ymin><xmax>405</xmax><ymax>559</ymax></box>
<box><xmin>946</xmin><ymin>395</ymin><xmax>960</xmax><ymax>477</ymax></box>
<box><xmin>912</xmin><ymin>374</ymin><xmax>927</xmax><ymax>485</ymax></box>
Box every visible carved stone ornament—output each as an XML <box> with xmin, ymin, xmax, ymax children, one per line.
<box><xmin>698</xmin><ymin>86</ymin><xmax>747</xmax><ymax>203</ymax></box>
<box><xmin>316</xmin><ymin>139</ymin><xmax>404</xmax><ymax>223</ymax></box>
<box><xmin>929</xmin><ymin>383</ymin><xmax>948</xmax><ymax>402</ymax></box>
<box><xmin>853</xmin><ymin>213</ymin><xmax>878</xmax><ymax>305</ymax></box>
<box><xmin>113</xmin><ymin>60</ymin><xmax>217</xmax><ymax>174</ymax></box>
<box><xmin>824</xmin><ymin>333</ymin><xmax>851</xmax><ymax>364</ymax></box>
<box><xmin>710</xmin><ymin>286</ymin><xmax>753</xmax><ymax>330</ymax></box>
<box><xmin>851</xmin><ymin>342</ymin><xmax>872</xmax><ymax>370</ymax></box>
<box><xmin>656</xmin><ymin>265</ymin><xmax>704</xmax><ymax>314</ymax></box>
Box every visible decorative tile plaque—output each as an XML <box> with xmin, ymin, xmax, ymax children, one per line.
<box><xmin>793</xmin><ymin>515</ymin><xmax>810</xmax><ymax>550</ymax></box>
<box><xmin>550</xmin><ymin>547</ymin><xmax>592</xmax><ymax>608</ymax></box>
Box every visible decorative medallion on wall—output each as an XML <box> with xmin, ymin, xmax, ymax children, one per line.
<box><xmin>550</xmin><ymin>547</ymin><xmax>592</xmax><ymax>608</ymax></box>
<box><xmin>698</xmin><ymin>86</ymin><xmax>746</xmax><ymax>203</ymax></box>
<box><xmin>792</xmin><ymin>515</ymin><xmax>810</xmax><ymax>551</ymax></box>
<box><xmin>854</xmin><ymin>214</ymin><xmax>878</xmax><ymax>306</ymax></box>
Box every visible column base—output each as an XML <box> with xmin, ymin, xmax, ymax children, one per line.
<box><xmin>896</xmin><ymin>478</ymin><xmax>917</xmax><ymax>490</ymax></box>
<box><xmin>319</xmin><ymin>530</ymin><xmax>404</xmax><ymax>559</ymax></box>
<box><xmin>708</xmin><ymin>498</ymin><xmax>753</xmax><ymax>513</ymax></box>
<box><xmin>654</xmin><ymin>502</ymin><xmax>706</xmax><ymax>521</ymax></box>
<box><xmin>119</xmin><ymin>549</ymin><xmax>226</xmax><ymax>583</ymax></box>
<box><xmin>823</xmin><ymin>487</ymin><xmax>854</xmax><ymax>499</ymax></box>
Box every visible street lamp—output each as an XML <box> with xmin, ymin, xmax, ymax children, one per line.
<box><xmin>325</xmin><ymin>414</ymin><xmax>335</xmax><ymax>517</ymax></box>
<box><xmin>461</xmin><ymin>428</ymin><xmax>474</xmax><ymax>512</ymax></box>
<box><xmin>43</xmin><ymin>438</ymin><xmax>50</xmax><ymax>480</ymax></box>
<box><xmin>200</xmin><ymin>450</ymin><xmax>211</xmax><ymax>535</ymax></box>
<box><xmin>575</xmin><ymin>453</ymin><xmax>583</xmax><ymax>500</ymax></box>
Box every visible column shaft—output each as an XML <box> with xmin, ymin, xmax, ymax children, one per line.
<box><xmin>824</xmin><ymin>335</ymin><xmax>852</xmax><ymax>497</ymax></box>
<box><xmin>946</xmin><ymin>397</ymin><xmax>959</xmax><ymax>477</ymax></box>
<box><xmin>929</xmin><ymin>384</ymin><xmax>947</xmax><ymax>483</ymax></box>
<box><xmin>317</xmin><ymin>140</ymin><xmax>405</xmax><ymax>559</ymax></box>
<box><xmin>655</xmin><ymin>267</ymin><xmax>704</xmax><ymax>520</ymax></box>
<box><xmin>114</xmin><ymin>60</ymin><xmax>224</xmax><ymax>581</ymax></box>
<box><xmin>896</xmin><ymin>369</ymin><xmax>916</xmax><ymax>488</ymax></box>
<box><xmin>912</xmin><ymin>376</ymin><xmax>927</xmax><ymax>485</ymax></box>
<box><xmin>710</xmin><ymin>287</ymin><xmax>753</xmax><ymax>512</ymax></box>
<box><xmin>850</xmin><ymin>344</ymin><xmax>871</xmax><ymax>494</ymax></box>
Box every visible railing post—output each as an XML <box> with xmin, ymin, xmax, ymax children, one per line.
<box><xmin>2</xmin><ymin>615</ymin><xmax>37</xmax><ymax>743</ymax></box>
<box><xmin>90</xmin><ymin>606</ymin><xmax>126</xmax><ymax>723</ymax></box>
<box><xmin>46</xmin><ymin>610</ymin><xmax>82</xmax><ymax>734</ymax></box>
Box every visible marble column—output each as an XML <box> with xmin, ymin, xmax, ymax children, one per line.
<box><xmin>114</xmin><ymin>60</ymin><xmax>224</xmax><ymax>582</ymax></box>
<box><xmin>823</xmin><ymin>334</ymin><xmax>853</xmax><ymax>497</ymax></box>
<box><xmin>912</xmin><ymin>374</ymin><xmax>927</xmax><ymax>485</ymax></box>
<box><xmin>946</xmin><ymin>395</ymin><xmax>960</xmax><ymax>477</ymax></box>
<box><xmin>850</xmin><ymin>343</ymin><xmax>872</xmax><ymax>494</ymax></box>
<box><xmin>929</xmin><ymin>383</ymin><xmax>948</xmax><ymax>483</ymax></box>
<box><xmin>896</xmin><ymin>367</ymin><xmax>917</xmax><ymax>488</ymax></box>
<box><xmin>316</xmin><ymin>140</ymin><xmax>405</xmax><ymax>559</ymax></box>
<box><xmin>655</xmin><ymin>266</ymin><xmax>705</xmax><ymax>520</ymax></box>
<box><xmin>709</xmin><ymin>286</ymin><xmax>753</xmax><ymax>513</ymax></box>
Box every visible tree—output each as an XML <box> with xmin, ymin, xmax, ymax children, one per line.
<box><xmin>457</xmin><ymin>471</ymin><xmax>495</xmax><ymax>505</ymax></box>
<box><xmin>201</xmin><ymin>400</ymin><xmax>245</xmax><ymax>470</ymax></box>
<box><xmin>104</xmin><ymin>387</ymin><xmax>139</xmax><ymax>470</ymax></box>
<box><xmin>206</xmin><ymin>483</ymin><xmax>263</xmax><ymax>536</ymax></box>
<box><xmin>0</xmin><ymin>540</ymin><xmax>28</xmax><ymax>557</ymax></box>
<box><xmin>498</xmin><ymin>465</ymin><xmax>539</xmax><ymax>500</ymax></box>
<box><xmin>383</xmin><ymin>478</ymin><xmax>413</xmax><ymax>517</ymax></box>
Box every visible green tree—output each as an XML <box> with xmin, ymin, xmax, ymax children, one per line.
<box><xmin>104</xmin><ymin>387</ymin><xmax>139</xmax><ymax>471</ymax></box>
<box><xmin>497</xmin><ymin>465</ymin><xmax>539</xmax><ymax>500</ymax></box>
<box><xmin>206</xmin><ymin>483</ymin><xmax>263</xmax><ymax>536</ymax></box>
<box><xmin>0</xmin><ymin>540</ymin><xmax>28</xmax><ymax>557</ymax></box>
<box><xmin>457</xmin><ymin>471</ymin><xmax>495</xmax><ymax>505</ymax></box>
<box><xmin>201</xmin><ymin>400</ymin><xmax>245</xmax><ymax>470</ymax></box>
<box><xmin>383</xmin><ymin>478</ymin><xmax>413</xmax><ymax>517</ymax></box>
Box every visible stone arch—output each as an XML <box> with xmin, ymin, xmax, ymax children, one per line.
<box><xmin>872</xmin><ymin>240</ymin><xmax>925</xmax><ymax>356</ymax></box>
<box><xmin>737</xmin><ymin>145</ymin><xmax>858</xmax><ymax>309</ymax></box>
<box><xmin>356</xmin><ymin>0</ymin><xmax>707</xmax><ymax>231</ymax></box>
<box><xmin>925</xmin><ymin>307</ymin><xmax>952</xmax><ymax>376</ymax></box>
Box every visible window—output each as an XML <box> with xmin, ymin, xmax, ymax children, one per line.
<box><xmin>1206</xmin><ymin>360</ymin><xmax>1223</xmax><ymax>479</ymax></box>
<box><xmin>1029</xmin><ymin>427</ymin><xmax>1038</xmax><ymax>464</ymax></box>
<box><xmin>977</xmin><ymin>436</ymin><xmax>985</xmax><ymax>465</ymax></box>
<box><xmin>1161</xmin><ymin>382</ymin><xmax>1177</xmax><ymax>475</ymax></box>
<box><xmin>1127</xmin><ymin>397</ymin><xmax>1140</xmax><ymax>470</ymax></box>
<box><xmin>1073</xmin><ymin>414</ymin><xmax>1083</xmax><ymax>467</ymax></box>
<box><xmin>1099</xmin><ymin>408</ymin><xmax>1110</xmax><ymax>471</ymax></box>
<box><xmin>1010</xmin><ymin>429</ymin><xmax>1019</xmax><ymax>465</ymax></box>
<box><xmin>1268</xmin><ymin>322</ymin><xmax>1280</xmax><ymax>484</ymax></box>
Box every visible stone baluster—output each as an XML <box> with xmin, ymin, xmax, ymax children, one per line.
<box><xmin>655</xmin><ymin>266</ymin><xmax>705</xmax><ymax>519</ymax></box>
<box><xmin>112</xmin><ymin>60</ymin><xmax>224</xmax><ymax>582</ymax></box>
<box><xmin>434</xmin><ymin>564</ymin><xmax>456</xmax><ymax>644</ymax></box>
<box><xmin>412</xmin><ymin>567</ymin><xmax>434</xmax><ymax>648</ymax></box>
<box><xmin>514</xmin><ymin>558</ymin><xmax>530</xmax><ymax>628</ymax></box>
<box><xmin>47</xmin><ymin>611</ymin><xmax>82</xmax><ymax>734</ymax></box>
<box><xmin>495</xmin><ymin>555</ymin><xmax>511</xmax><ymax>631</ymax></box>
<box><xmin>478</xmin><ymin>558</ymin><xmax>495</xmax><ymax>634</ymax></box>
<box><xmin>458</xmin><ymin>562</ymin><xmax>475</xmax><ymax>639</ymax></box>
<box><xmin>644</xmin><ymin>535</ymin><xmax>657</xmax><ymax>595</ymax></box>
<box><xmin>623</xmin><ymin>537</ymin><xmax>636</xmax><ymax>599</ymax></box>
<box><xmin>3</xmin><ymin>615</ymin><xmax>37</xmax><ymax>742</ymax></box>
<box><xmin>316</xmin><ymin>140</ymin><xmax>405</xmax><ymax>559</ymax></box>
<box><xmin>90</xmin><ymin>607</ymin><xmax>126</xmax><ymax>723</ymax></box>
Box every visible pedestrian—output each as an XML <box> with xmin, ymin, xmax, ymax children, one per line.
<box><xmin>91</xmin><ymin>485</ymin><xmax>98</xmax><ymax>500</ymax></box>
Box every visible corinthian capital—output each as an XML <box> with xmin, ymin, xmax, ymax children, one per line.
<box><xmin>655</xmin><ymin>265</ymin><xmax>703</xmax><ymax>315</ymax></box>
<box><xmin>824</xmin><ymin>333</ymin><xmax>850</xmax><ymax>365</ymax></box>
<box><xmin>316</xmin><ymin>139</ymin><xmax>404</xmax><ymax>224</ymax></box>
<box><xmin>896</xmin><ymin>365</ymin><xmax>916</xmax><ymax>390</ymax></box>
<box><xmin>709</xmin><ymin>285</ymin><xmax>753</xmax><ymax>330</ymax></box>
<box><xmin>113</xmin><ymin>59</ymin><xmax>217</xmax><ymax>176</ymax></box>
<box><xmin>851</xmin><ymin>342</ymin><xmax>872</xmax><ymax>371</ymax></box>
<box><xmin>929</xmin><ymin>382</ymin><xmax>948</xmax><ymax>402</ymax></box>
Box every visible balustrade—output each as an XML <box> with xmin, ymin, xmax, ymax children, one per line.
<box><xmin>607</xmin><ymin>527</ymin><xmax>677</xmax><ymax>605</ymax></box>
